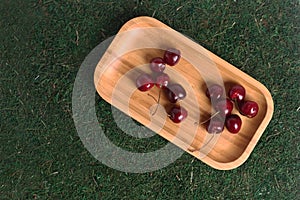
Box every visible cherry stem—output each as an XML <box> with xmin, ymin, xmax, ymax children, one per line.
<box><xmin>234</xmin><ymin>99</ymin><xmax>241</xmax><ymax>111</ymax></box>
<box><xmin>147</xmin><ymin>89</ymin><xmax>162</xmax><ymax>116</ymax></box>
<box><xmin>147</xmin><ymin>93</ymin><xmax>158</xmax><ymax>103</ymax></box>
<box><xmin>194</xmin><ymin>111</ymin><xmax>220</xmax><ymax>125</ymax></box>
<box><xmin>189</xmin><ymin>111</ymin><xmax>222</xmax><ymax>152</ymax></box>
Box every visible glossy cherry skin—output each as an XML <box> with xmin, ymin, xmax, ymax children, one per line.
<box><xmin>225</xmin><ymin>114</ymin><xmax>242</xmax><ymax>134</ymax></box>
<box><xmin>206</xmin><ymin>118</ymin><xmax>225</xmax><ymax>134</ymax></box>
<box><xmin>206</xmin><ymin>84</ymin><xmax>224</xmax><ymax>101</ymax></box>
<box><xmin>136</xmin><ymin>73</ymin><xmax>154</xmax><ymax>92</ymax></box>
<box><xmin>164</xmin><ymin>48</ymin><xmax>181</xmax><ymax>66</ymax></box>
<box><xmin>228</xmin><ymin>85</ymin><xmax>246</xmax><ymax>102</ymax></box>
<box><xmin>238</xmin><ymin>100</ymin><xmax>259</xmax><ymax>118</ymax></box>
<box><xmin>165</xmin><ymin>83</ymin><xmax>186</xmax><ymax>103</ymax></box>
<box><xmin>155</xmin><ymin>72</ymin><xmax>170</xmax><ymax>88</ymax></box>
<box><xmin>169</xmin><ymin>105</ymin><xmax>188</xmax><ymax>123</ymax></box>
<box><xmin>213</xmin><ymin>98</ymin><xmax>234</xmax><ymax>117</ymax></box>
<box><xmin>150</xmin><ymin>57</ymin><xmax>166</xmax><ymax>72</ymax></box>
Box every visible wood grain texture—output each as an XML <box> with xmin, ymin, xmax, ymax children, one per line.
<box><xmin>94</xmin><ymin>16</ymin><xmax>274</xmax><ymax>170</ymax></box>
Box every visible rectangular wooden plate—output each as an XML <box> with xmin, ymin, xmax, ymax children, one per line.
<box><xmin>94</xmin><ymin>16</ymin><xmax>274</xmax><ymax>170</ymax></box>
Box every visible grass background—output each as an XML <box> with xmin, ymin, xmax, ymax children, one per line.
<box><xmin>0</xmin><ymin>0</ymin><xmax>299</xmax><ymax>199</ymax></box>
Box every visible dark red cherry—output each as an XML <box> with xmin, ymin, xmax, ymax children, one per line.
<box><xmin>213</xmin><ymin>98</ymin><xmax>234</xmax><ymax>117</ymax></box>
<box><xmin>238</xmin><ymin>100</ymin><xmax>259</xmax><ymax>118</ymax></box>
<box><xmin>155</xmin><ymin>72</ymin><xmax>170</xmax><ymax>88</ymax></box>
<box><xmin>150</xmin><ymin>57</ymin><xmax>166</xmax><ymax>72</ymax></box>
<box><xmin>165</xmin><ymin>83</ymin><xmax>186</xmax><ymax>103</ymax></box>
<box><xmin>164</xmin><ymin>48</ymin><xmax>181</xmax><ymax>66</ymax></box>
<box><xmin>206</xmin><ymin>118</ymin><xmax>225</xmax><ymax>134</ymax></box>
<box><xmin>168</xmin><ymin>105</ymin><xmax>188</xmax><ymax>123</ymax></box>
<box><xmin>228</xmin><ymin>85</ymin><xmax>246</xmax><ymax>102</ymax></box>
<box><xmin>136</xmin><ymin>73</ymin><xmax>154</xmax><ymax>92</ymax></box>
<box><xmin>225</xmin><ymin>114</ymin><xmax>242</xmax><ymax>134</ymax></box>
<box><xmin>206</xmin><ymin>84</ymin><xmax>224</xmax><ymax>101</ymax></box>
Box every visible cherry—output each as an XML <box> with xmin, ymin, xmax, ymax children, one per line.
<box><xmin>136</xmin><ymin>73</ymin><xmax>154</xmax><ymax>92</ymax></box>
<box><xmin>165</xmin><ymin>83</ymin><xmax>187</xmax><ymax>103</ymax></box>
<box><xmin>164</xmin><ymin>48</ymin><xmax>181</xmax><ymax>66</ymax></box>
<box><xmin>213</xmin><ymin>98</ymin><xmax>234</xmax><ymax>117</ymax></box>
<box><xmin>150</xmin><ymin>57</ymin><xmax>166</xmax><ymax>72</ymax></box>
<box><xmin>228</xmin><ymin>85</ymin><xmax>246</xmax><ymax>102</ymax></box>
<box><xmin>206</xmin><ymin>118</ymin><xmax>225</xmax><ymax>134</ymax></box>
<box><xmin>206</xmin><ymin>84</ymin><xmax>224</xmax><ymax>101</ymax></box>
<box><xmin>238</xmin><ymin>100</ymin><xmax>259</xmax><ymax>118</ymax></box>
<box><xmin>154</xmin><ymin>72</ymin><xmax>170</xmax><ymax>88</ymax></box>
<box><xmin>225</xmin><ymin>114</ymin><xmax>242</xmax><ymax>134</ymax></box>
<box><xmin>168</xmin><ymin>105</ymin><xmax>188</xmax><ymax>123</ymax></box>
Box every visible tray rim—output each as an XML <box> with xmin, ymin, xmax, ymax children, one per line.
<box><xmin>94</xmin><ymin>16</ymin><xmax>274</xmax><ymax>170</ymax></box>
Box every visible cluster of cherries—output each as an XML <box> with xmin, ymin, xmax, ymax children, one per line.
<box><xmin>135</xmin><ymin>48</ymin><xmax>259</xmax><ymax>135</ymax></box>
<box><xmin>135</xmin><ymin>48</ymin><xmax>188</xmax><ymax>123</ymax></box>
<box><xmin>205</xmin><ymin>84</ymin><xmax>259</xmax><ymax>134</ymax></box>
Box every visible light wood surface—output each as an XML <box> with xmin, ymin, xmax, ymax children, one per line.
<box><xmin>94</xmin><ymin>16</ymin><xmax>274</xmax><ymax>170</ymax></box>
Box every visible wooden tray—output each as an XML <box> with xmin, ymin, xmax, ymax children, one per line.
<box><xmin>94</xmin><ymin>16</ymin><xmax>274</xmax><ymax>170</ymax></box>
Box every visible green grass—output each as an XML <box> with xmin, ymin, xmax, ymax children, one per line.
<box><xmin>1</xmin><ymin>0</ymin><xmax>299</xmax><ymax>199</ymax></box>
